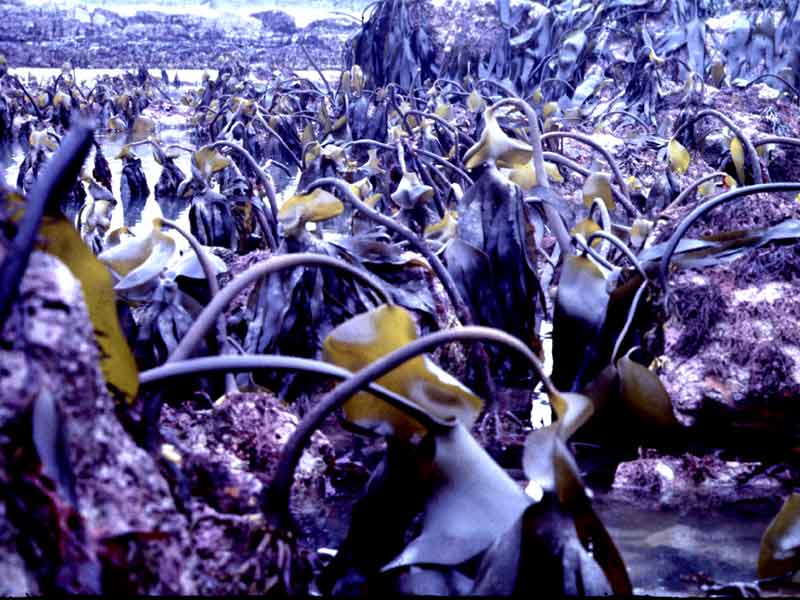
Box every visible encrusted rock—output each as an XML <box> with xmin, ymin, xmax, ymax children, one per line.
<box><xmin>656</xmin><ymin>257</ymin><xmax>800</xmax><ymax>440</ymax></box>
<box><xmin>612</xmin><ymin>449</ymin><xmax>795</xmax><ymax>507</ymax></box>
<box><xmin>0</xmin><ymin>248</ymin><xmax>193</xmax><ymax>594</ymax></box>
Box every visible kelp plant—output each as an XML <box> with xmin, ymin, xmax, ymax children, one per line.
<box><xmin>2</xmin><ymin>0</ymin><xmax>800</xmax><ymax>595</ymax></box>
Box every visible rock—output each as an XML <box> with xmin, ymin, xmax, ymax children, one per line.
<box><xmin>0</xmin><ymin>236</ymin><xmax>334</xmax><ymax>593</ymax></box>
<box><xmin>698</xmin><ymin>131</ymin><xmax>729</xmax><ymax>166</ymax></box>
<box><xmin>0</xmin><ymin>502</ymin><xmax>38</xmax><ymax>596</ymax></box>
<box><xmin>0</xmin><ymin>2</ymin><xmax>364</xmax><ymax>70</ymax></box>
<box><xmin>611</xmin><ymin>449</ymin><xmax>795</xmax><ymax>507</ymax></box>
<box><xmin>305</xmin><ymin>16</ymin><xmax>359</xmax><ymax>34</ymax></box>
<box><xmin>656</xmin><ymin>250</ymin><xmax>800</xmax><ymax>441</ymax></box>
<box><xmin>160</xmin><ymin>390</ymin><xmax>332</xmax><ymax>512</ymax></box>
<box><xmin>423</xmin><ymin>0</ymin><xmax>507</xmax><ymax>60</ymax></box>
<box><xmin>250</xmin><ymin>10</ymin><xmax>297</xmax><ymax>35</ymax></box>
<box><xmin>0</xmin><ymin>248</ymin><xmax>193</xmax><ymax>594</ymax></box>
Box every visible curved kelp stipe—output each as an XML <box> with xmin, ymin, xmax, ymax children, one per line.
<box><xmin>202</xmin><ymin>140</ymin><xmax>280</xmax><ymax>241</ymax></box>
<box><xmin>541</xmin><ymin>130</ymin><xmax>638</xmax><ymax>216</ymax></box>
<box><xmin>302</xmin><ymin>177</ymin><xmax>476</xmax><ymax>327</ymax></box>
<box><xmin>660</xmin><ymin>171</ymin><xmax>728</xmax><ymax>214</ymax></box>
<box><xmin>140</xmin><ymin>354</ymin><xmax>446</xmax><ymax>432</ymax></box>
<box><xmin>0</xmin><ymin>121</ymin><xmax>94</xmax><ymax>325</ymax></box>
<box><xmin>168</xmin><ymin>253</ymin><xmax>392</xmax><ymax>362</ymax></box>
<box><xmin>671</xmin><ymin>108</ymin><xmax>764</xmax><ymax>186</ymax></box>
<box><xmin>659</xmin><ymin>182</ymin><xmax>800</xmax><ymax>306</ymax></box>
<box><xmin>486</xmin><ymin>98</ymin><xmax>573</xmax><ymax>254</ymax></box>
<box><xmin>262</xmin><ymin>323</ymin><xmax>557</xmax><ymax>527</ymax></box>
<box><xmin>157</xmin><ymin>217</ymin><xmax>237</xmax><ymax>393</ymax></box>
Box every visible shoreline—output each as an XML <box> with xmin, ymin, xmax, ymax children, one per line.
<box><xmin>0</xmin><ymin>1</ymin><xmax>365</xmax><ymax>70</ymax></box>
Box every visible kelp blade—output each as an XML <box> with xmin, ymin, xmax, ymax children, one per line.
<box><xmin>323</xmin><ymin>304</ymin><xmax>483</xmax><ymax>439</ymax></box>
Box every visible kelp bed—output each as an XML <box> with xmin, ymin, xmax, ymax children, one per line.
<box><xmin>1</xmin><ymin>0</ymin><xmax>800</xmax><ymax>596</ymax></box>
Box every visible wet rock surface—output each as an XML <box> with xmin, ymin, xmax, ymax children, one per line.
<box><xmin>0</xmin><ymin>249</ymin><xmax>187</xmax><ymax>594</ymax></box>
<box><xmin>612</xmin><ymin>449</ymin><xmax>798</xmax><ymax>508</ymax></box>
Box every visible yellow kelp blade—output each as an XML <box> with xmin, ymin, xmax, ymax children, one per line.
<box><xmin>114</xmin><ymin>228</ymin><xmax>176</xmax><ymax>292</ymax></box>
<box><xmin>323</xmin><ymin>305</ymin><xmax>483</xmax><ymax>440</ymax></box>
<box><xmin>509</xmin><ymin>162</ymin><xmax>537</xmax><ymax>190</ymax></box>
<box><xmin>582</xmin><ymin>172</ymin><xmax>615</xmax><ymax>209</ymax></box>
<box><xmin>467</xmin><ymin>89</ymin><xmax>485</xmax><ymax>112</ymax></box>
<box><xmin>435</xmin><ymin>103</ymin><xmax>452</xmax><ymax>120</ymax></box>
<box><xmin>571</xmin><ymin>218</ymin><xmax>601</xmax><ymax>245</ymax></box>
<box><xmin>98</xmin><ymin>229</ymin><xmax>156</xmax><ymax>277</ymax></box>
<box><xmin>131</xmin><ymin>116</ymin><xmax>156</xmax><ymax>141</ymax></box>
<box><xmin>548</xmin><ymin>390</ymin><xmax>594</xmax><ymax>441</ymax></box>
<box><xmin>629</xmin><ymin>218</ymin><xmax>653</xmax><ymax>248</ymax></box>
<box><xmin>107</xmin><ymin>116</ymin><xmax>127</xmax><ymax>132</ymax></box>
<box><xmin>115</xmin><ymin>144</ymin><xmax>136</xmax><ymax>160</ymax></box>
<box><xmin>626</xmin><ymin>175</ymin><xmax>642</xmax><ymax>192</ymax></box>
<box><xmin>542</xmin><ymin>101</ymin><xmax>560</xmax><ymax>118</ymax></box>
<box><xmin>510</xmin><ymin>160</ymin><xmax>563</xmax><ymax>190</ymax></box>
<box><xmin>40</xmin><ymin>216</ymin><xmax>139</xmax><ymax>404</ymax></box>
<box><xmin>105</xmin><ymin>226</ymin><xmax>132</xmax><ymax>248</ymax></box>
<box><xmin>349</xmin><ymin>177</ymin><xmax>373</xmax><ymax>201</ymax></box>
<box><xmin>359</xmin><ymin>148</ymin><xmax>383</xmax><ymax>175</ymax></box>
<box><xmin>350</xmin><ymin>64</ymin><xmax>365</xmax><ymax>95</ymax></box>
<box><xmin>318</xmin><ymin>101</ymin><xmax>331</xmax><ymax>134</ymax></box>
<box><xmin>278</xmin><ymin>188</ymin><xmax>343</xmax><ymax>231</ymax></box>
<box><xmin>464</xmin><ymin>107</ymin><xmax>532</xmax><ymax>170</ymax></box>
<box><xmin>730</xmin><ymin>136</ymin><xmax>746</xmax><ymax>184</ymax></box>
<box><xmin>193</xmin><ymin>147</ymin><xmax>231</xmax><ymax>180</ymax></box>
<box><xmin>29</xmin><ymin>130</ymin><xmax>58</xmax><ymax>151</ymax></box>
<box><xmin>616</xmin><ymin>351</ymin><xmax>679</xmax><ymax>427</ymax></box>
<box><xmin>667</xmin><ymin>138</ymin><xmax>690</xmax><ymax>175</ymax></box>
<box><xmin>303</xmin><ymin>142</ymin><xmax>322</xmax><ymax>167</ymax></box>
<box><xmin>698</xmin><ymin>179</ymin><xmax>718</xmax><ymax>197</ymax></box>
<box><xmin>545</xmin><ymin>161</ymin><xmax>564</xmax><ymax>183</ymax></box>
<box><xmin>53</xmin><ymin>91</ymin><xmax>71</xmax><ymax>109</ymax></box>
<box><xmin>424</xmin><ymin>210</ymin><xmax>458</xmax><ymax>243</ymax></box>
<box><xmin>758</xmin><ymin>493</ymin><xmax>800</xmax><ymax>578</ymax></box>
<box><xmin>301</xmin><ymin>123</ymin><xmax>315</xmax><ymax>144</ymax></box>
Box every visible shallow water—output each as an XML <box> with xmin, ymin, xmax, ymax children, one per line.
<box><xmin>9</xmin><ymin>67</ymin><xmax>216</xmax><ymax>89</ymax></box>
<box><xmin>594</xmin><ymin>491</ymin><xmax>782</xmax><ymax>596</ymax></box>
<box><xmin>1</xmin><ymin>66</ymin><xmax>333</xmax><ymax>237</ymax></box>
<box><xmin>304</xmin><ymin>485</ymin><xmax>783</xmax><ymax>596</ymax></box>
<box><xmin>1</xmin><ymin>104</ymin><xmax>194</xmax><ymax>240</ymax></box>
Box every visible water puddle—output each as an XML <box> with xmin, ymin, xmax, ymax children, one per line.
<box><xmin>594</xmin><ymin>490</ymin><xmax>783</xmax><ymax>596</ymax></box>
